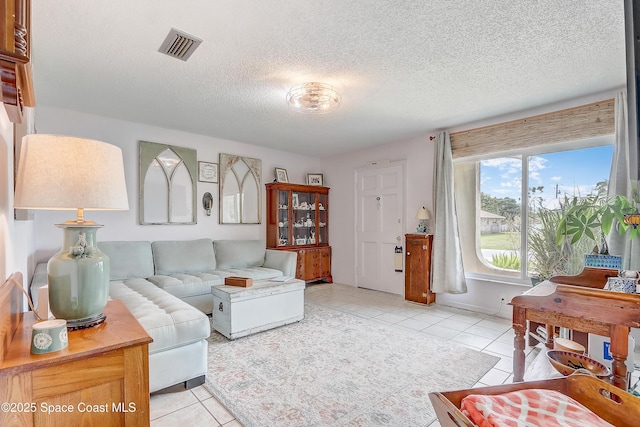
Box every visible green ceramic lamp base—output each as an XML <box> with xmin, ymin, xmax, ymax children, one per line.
<box><xmin>66</xmin><ymin>313</ymin><xmax>107</xmax><ymax>331</ymax></box>
<box><xmin>48</xmin><ymin>223</ymin><xmax>110</xmax><ymax>329</ymax></box>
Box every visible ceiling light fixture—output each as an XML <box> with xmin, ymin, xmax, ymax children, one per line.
<box><xmin>287</xmin><ymin>82</ymin><xmax>341</xmax><ymax>114</ymax></box>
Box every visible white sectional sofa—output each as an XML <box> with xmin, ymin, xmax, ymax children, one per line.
<box><xmin>145</xmin><ymin>238</ymin><xmax>297</xmax><ymax>313</ymax></box>
<box><xmin>30</xmin><ymin>238</ymin><xmax>297</xmax><ymax>393</ymax></box>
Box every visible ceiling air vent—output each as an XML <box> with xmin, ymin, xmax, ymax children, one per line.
<box><xmin>158</xmin><ymin>28</ymin><xmax>203</xmax><ymax>61</ymax></box>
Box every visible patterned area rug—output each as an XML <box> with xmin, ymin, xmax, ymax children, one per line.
<box><xmin>204</xmin><ymin>302</ymin><xmax>499</xmax><ymax>426</ymax></box>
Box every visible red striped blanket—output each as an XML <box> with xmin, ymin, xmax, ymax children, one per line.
<box><xmin>460</xmin><ymin>389</ymin><xmax>613</xmax><ymax>427</ymax></box>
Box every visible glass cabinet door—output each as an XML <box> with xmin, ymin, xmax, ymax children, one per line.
<box><xmin>292</xmin><ymin>190</ymin><xmax>316</xmax><ymax>246</ymax></box>
<box><xmin>266</xmin><ymin>182</ymin><xmax>329</xmax><ymax>250</ymax></box>
<box><xmin>277</xmin><ymin>190</ymin><xmax>289</xmax><ymax>246</ymax></box>
<box><xmin>317</xmin><ymin>192</ymin><xmax>328</xmax><ymax>245</ymax></box>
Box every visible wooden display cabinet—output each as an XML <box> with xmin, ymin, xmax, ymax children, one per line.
<box><xmin>297</xmin><ymin>246</ymin><xmax>332</xmax><ymax>283</ymax></box>
<box><xmin>405</xmin><ymin>233</ymin><xmax>434</xmax><ymax>305</ymax></box>
<box><xmin>266</xmin><ymin>182</ymin><xmax>332</xmax><ymax>283</ymax></box>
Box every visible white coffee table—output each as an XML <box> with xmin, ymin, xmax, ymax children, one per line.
<box><xmin>211</xmin><ymin>278</ymin><xmax>305</xmax><ymax>339</ymax></box>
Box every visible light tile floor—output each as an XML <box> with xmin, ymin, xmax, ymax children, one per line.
<box><xmin>150</xmin><ymin>283</ymin><xmax>640</xmax><ymax>426</ymax></box>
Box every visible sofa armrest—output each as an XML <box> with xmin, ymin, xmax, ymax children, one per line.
<box><xmin>30</xmin><ymin>263</ymin><xmax>48</xmax><ymax>308</ymax></box>
<box><xmin>263</xmin><ymin>249</ymin><xmax>297</xmax><ymax>277</ymax></box>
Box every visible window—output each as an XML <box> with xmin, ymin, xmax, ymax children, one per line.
<box><xmin>455</xmin><ymin>137</ymin><xmax>614</xmax><ymax>284</ymax></box>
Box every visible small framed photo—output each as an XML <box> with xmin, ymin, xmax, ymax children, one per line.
<box><xmin>275</xmin><ymin>167</ymin><xmax>289</xmax><ymax>183</ymax></box>
<box><xmin>198</xmin><ymin>161</ymin><xmax>218</xmax><ymax>183</ymax></box>
<box><xmin>307</xmin><ymin>173</ymin><xmax>324</xmax><ymax>186</ymax></box>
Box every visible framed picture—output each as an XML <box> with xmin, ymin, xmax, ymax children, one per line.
<box><xmin>198</xmin><ymin>161</ymin><xmax>218</xmax><ymax>183</ymax></box>
<box><xmin>275</xmin><ymin>167</ymin><xmax>289</xmax><ymax>183</ymax></box>
<box><xmin>307</xmin><ymin>173</ymin><xmax>324</xmax><ymax>186</ymax></box>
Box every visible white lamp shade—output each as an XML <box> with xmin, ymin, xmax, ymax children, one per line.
<box><xmin>416</xmin><ymin>207</ymin><xmax>430</xmax><ymax>220</ymax></box>
<box><xmin>14</xmin><ymin>134</ymin><xmax>129</xmax><ymax>211</ymax></box>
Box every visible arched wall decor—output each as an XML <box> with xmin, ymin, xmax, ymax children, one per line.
<box><xmin>139</xmin><ymin>140</ymin><xmax>197</xmax><ymax>225</ymax></box>
<box><xmin>219</xmin><ymin>153</ymin><xmax>262</xmax><ymax>224</ymax></box>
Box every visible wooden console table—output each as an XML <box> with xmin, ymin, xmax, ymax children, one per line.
<box><xmin>511</xmin><ymin>281</ymin><xmax>640</xmax><ymax>390</ymax></box>
<box><xmin>0</xmin><ymin>298</ymin><xmax>152</xmax><ymax>426</ymax></box>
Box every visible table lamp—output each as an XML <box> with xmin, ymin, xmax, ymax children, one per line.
<box><xmin>416</xmin><ymin>206</ymin><xmax>430</xmax><ymax>233</ymax></box>
<box><xmin>14</xmin><ymin>134</ymin><xmax>129</xmax><ymax>329</ymax></box>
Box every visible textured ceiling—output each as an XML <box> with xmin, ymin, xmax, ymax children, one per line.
<box><xmin>30</xmin><ymin>1</ymin><xmax>626</xmax><ymax>157</ymax></box>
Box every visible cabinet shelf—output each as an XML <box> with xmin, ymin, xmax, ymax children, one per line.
<box><xmin>266</xmin><ymin>182</ymin><xmax>332</xmax><ymax>283</ymax></box>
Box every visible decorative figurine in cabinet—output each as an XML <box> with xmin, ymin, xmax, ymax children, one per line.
<box><xmin>405</xmin><ymin>233</ymin><xmax>434</xmax><ymax>304</ymax></box>
<box><xmin>266</xmin><ymin>182</ymin><xmax>332</xmax><ymax>283</ymax></box>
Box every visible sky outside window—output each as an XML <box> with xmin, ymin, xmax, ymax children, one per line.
<box><xmin>481</xmin><ymin>145</ymin><xmax>614</xmax><ymax>207</ymax></box>
<box><xmin>478</xmin><ymin>144</ymin><xmax>614</xmax><ymax>277</ymax></box>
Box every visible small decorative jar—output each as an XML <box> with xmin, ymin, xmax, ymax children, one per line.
<box><xmin>605</xmin><ymin>270</ymin><xmax>639</xmax><ymax>294</ymax></box>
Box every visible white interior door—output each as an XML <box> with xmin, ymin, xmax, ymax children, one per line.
<box><xmin>355</xmin><ymin>163</ymin><xmax>405</xmax><ymax>295</ymax></box>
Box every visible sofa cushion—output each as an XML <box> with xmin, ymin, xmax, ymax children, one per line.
<box><xmin>152</xmin><ymin>239</ymin><xmax>216</xmax><ymax>275</ymax></box>
<box><xmin>147</xmin><ymin>271</ymin><xmax>228</xmax><ymax>299</ymax></box>
<box><xmin>213</xmin><ymin>239</ymin><xmax>266</xmax><ymax>269</ymax></box>
<box><xmin>99</xmin><ymin>241</ymin><xmax>154</xmax><ymax>280</ymax></box>
<box><xmin>109</xmin><ymin>279</ymin><xmax>210</xmax><ymax>354</ymax></box>
<box><xmin>218</xmin><ymin>266</ymin><xmax>284</xmax><ymax>280</ymax></box>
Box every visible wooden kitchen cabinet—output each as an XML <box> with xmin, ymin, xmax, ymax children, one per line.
<box><xmin>405</xmin><ymin>233</ymin><xmax>434</xmax><ymax>305</ymax></box>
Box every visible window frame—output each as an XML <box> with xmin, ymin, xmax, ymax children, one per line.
<box><xmin>455</xmin><ymin>135</ymin><xmax>614</xmax><ymax>286</ymax></box>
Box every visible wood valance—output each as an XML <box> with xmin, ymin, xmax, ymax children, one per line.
<box><xmin>450</xmin><ymin>99</ymin><xmax>615</xmax><ymax>159</ymax></box>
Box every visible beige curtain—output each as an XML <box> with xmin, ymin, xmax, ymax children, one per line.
<box><xmin>607</xmin><ymin>91</ymin><xmax>640</xmax><ymax>269</ymax></box>
<box><xmin>431</xmin><ymin>132</ymin><xmax>467</xmax><ymax>294</ymax></box>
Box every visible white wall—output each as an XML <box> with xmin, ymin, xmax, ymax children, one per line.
<box><xmin>325</xmin><ymin>89</ymin><xmax>624</xmax><ymax>319</ymax></box>
<box><xmin>19</xmin><ymin>89</ymin><xmax>625</xmax><ymax>319</ymax></box>
<box><xmin>30</xmin><ymin>106</ymin><xmax>323</xmax><ymax>262</ymax></box>
<box><xmin>435</xmin><ymin>89</ymin><xmax>623</xmax><ymax>317</ymax></box>
<box><xmin>323</xmin><ymin>133</ymin><xmax>519</xmax><ymax>318</ymax></box>
<box><xmin>325</xmin><ymin>133</ymin><xmax>436</xmax><ymax>292</ymax></box>
<box><xmin>0</xmin><ymin>108</ymin><xmax>34</xmax><ymax>288</ymax></box>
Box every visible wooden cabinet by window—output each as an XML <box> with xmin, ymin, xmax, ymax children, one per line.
<box><xmin>405</xmin><ymin>233</ymin><xmax>434</xmax><ymax>304</ymax></box>
<box><xmin>266</xmin><ymin>182</ymin><xmax>332</xmax><ymax>283</ymax></box>
<box><xmin>1</xmin><ymin>0</ymin><xmax>35</xmax><ymax>123</ymax></box>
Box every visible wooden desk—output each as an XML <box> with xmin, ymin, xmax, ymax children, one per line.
<box><xmin>527</xmin><ymin>268</ymin><xmax>618</xmax><ymax>348</ymax></box>
<box><xmin>511</xmin><ymin>282</ymin><xmax>640</xmax><ymax>390</ymax></box>
<box><xmin>0</xmin><ymin>299</ymin><xmax>153</xmax><ymax>426</ymax></box>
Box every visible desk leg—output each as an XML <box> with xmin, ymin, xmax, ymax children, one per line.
<box><xmin>610</xmin><ymin>325</ymin><xmax>630</xmax><ymax>391</ymax></box>
<box><xmin>528</xmin><ymin>321</ymin><xmax>543</xmax><ymax>346</ymax></box>
<box><xmin>545</xmin><ymin>324</ymin><xmax>554</xmax><ymax>349</ymax></box>
<box><xmin>513</xmin><ymin>308</ymin><xmax>526</xmax><ymax>382</ymax></box>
